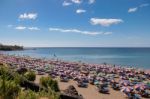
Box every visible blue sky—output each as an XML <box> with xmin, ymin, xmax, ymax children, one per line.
<box><xmin>0</xmin><ymin>0</ymin><xmax>150</xmax><ymax>47</ymax></box>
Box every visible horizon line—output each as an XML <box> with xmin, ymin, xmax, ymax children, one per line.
<box><xmin>24</xmin><ymin>46</ymin><xmax>150</xmax><ymax>48</ymax></box>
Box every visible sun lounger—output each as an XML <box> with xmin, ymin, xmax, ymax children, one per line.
<box><xmin>60</xmin><ymin>77</ymin><xmax>69</xmax><ymax>82</ymax></box>
<box><xmin>98</xmin><ymin>87</ymin><xmax>109</xmax><ymax>94</ymax></box>
<box><xmin>141</xmin><ymin>90</ymin><xmax>150</xmax><ymax>98</ymax></box>
<box><xmin>97</xmin><ymin>84</ymin><xmax>109</xmax><ymax>94</ymax></box>
<box><xmin>77</xmin><ymin>81</ymin><xmax>88</xmax><ymax>88</ymax></box>
<box><xmin>112</xmin><ymin>83</ymin><xmax>120</xmax><ymax>90</ymax></box>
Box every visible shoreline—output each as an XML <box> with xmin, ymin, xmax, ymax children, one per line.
<box><xmin>0</xmin><ymin>52</ymin><xmax>149</xmax><ymax>70</ymax></box>
<box><xmin>0</xmin><ymin>53</ymin><xmax>150</xmax><ymax>78</ymax></box>
<box><xmin>1</xmin><ymin>48</ymin><xmax>150</xmax><ymax>70</ymax></box>
<box><xmin>0</xmin><ymin>53</ymin><xmax>150</xmax><ymax>79</ymax></box>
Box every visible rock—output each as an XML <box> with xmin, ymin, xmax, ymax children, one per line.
<box><xmin>61</xmin><ymin>85</ymin><xmax>83</xmax><ymax>99</ymax></box>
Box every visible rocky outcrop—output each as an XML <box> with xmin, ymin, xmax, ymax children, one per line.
<box><xmin>60</xmin><ymin>85</ymin><xmax>83</xmax><ymax>99</ymax></box>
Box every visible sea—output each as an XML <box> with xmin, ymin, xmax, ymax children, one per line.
<box><xmin>1</xmin><ymin>47</ymin><xmax>150</xmax><ymax>69</ymax></box>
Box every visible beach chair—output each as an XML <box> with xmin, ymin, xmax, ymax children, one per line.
<box><xmin>112</xmin><ymin>83</ymin><xmax>120</xmax><ymax>90</ymax></box>
<box><xmin>37</xmin><ymin>71</ymin><xmax>45</xmax><ymax>75</ymax></box>
<box><xmin>132</xmin><ymin>94</ymin><xmax>141</xmax><ymax>99</ymax></box>
<box><xmin>89</xmin><ymin>78</ymin><xmax>94</xmax><ymax>85</ymax></box>
<box><xmin>60</xmin><ymin>76</ymin><xmax>69</xmax><ymax>82</ymax></box>
<box><xmin>98</xmin><ymin>87</ymin><xmax>109</xmax><ymax>94</ymax></box>
<box><xmin>98</xmin><ymin>84</ymin><xmax>109</xmax><ymax>94</ymax></box>
<box><xmin>82</xmin><ymin>78</ymin><xmax>89</xmax><ymax>83</ymax></box>
<box><xmin>141</xmin><ymin>90</ymin><xmax>150</xmax><ymax>98</ymax></box>
<box><xmin>77</xmin><ymin>81</ymin><xmax>88</xmax><ymax>88</ymax></box>
<box><xmin>126</xmin><ymin>92</ymin><xmax>141</xmax><ymax>99</ymax></box>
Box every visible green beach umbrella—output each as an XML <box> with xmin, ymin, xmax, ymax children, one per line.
<box><xmin>147</xmin><ymin>82</ymin><xmax>150</xmax><ymax>87</ymax></box>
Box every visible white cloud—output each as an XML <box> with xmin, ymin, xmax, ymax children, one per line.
<box><xmin>140</xmin><ymin>3</ymin><xmax>149</xmax><ymax>7</ymax></box>
<box><xmin>90</xmin><ymin>18</ymin><xmax>123</xmax><ymax>27</ymax></box>
<box><xmin>7</xmin><ymin>25</ymin><xmax>13</xmax><ymax>28</ymax></box>
<box><xmin>49</xmin><ymin>27</ymin><xmax>112</xmax><ymax>36</ymax></box>
<box><xmin>76</xmin><ymin>9</ymin><xmax>86</xmax><ymax>14</ymax></box>
<box><xmin>89</xmin><ymin>0</ymin><xmax>95</xmax><ymax>4</ymax></box>
<box><xmin>128</xmin><ymin>3</ymin><xmax>149</xmax><ymax>13</ymax></box>
<box><xmin>62</xmin><ymin>1</ymin><xmax>72</xmax><ymax>6</ymax></box>
<box><xmin>15</xmin><ymin>26</ymin><xmax>26</xmax><ymax>30</ymax></box>
<box><xmin>19</xmin><ymin>13</ymin><xmax>37</xmax><ymax>20</ymax></box>
<box><xmin>28</xmin><ymin>27</ymin><xmax>40</xmax><ymax>30</ymax></box>
<box><xmin>63</xmin><ymin>0</ymin><xmax>95</xmax><ymax>6</ymax></box>
<box><xmin>128</xmin><ymin>7</ymin><xmax>138</xmax><ymax>13</ymax></box>
<box><xmin>15</xmin><ymin>26</ymin><xmax>40</xmax><ymax>31</ymax></box>
<box><xmin>103</xmin><ymin>32</ymin><xmax>112</xmax><ymax>35</ymax></box>
<box><xmin>71</xmin><ymin>0</ymin><xmax>82</xmax><ymax>4</ymax></box>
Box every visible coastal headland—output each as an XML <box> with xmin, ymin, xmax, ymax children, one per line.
<box><xmin>0</xmin><ymin>44</ymin><xmax>23</xmax><ymax>51</ymax></box>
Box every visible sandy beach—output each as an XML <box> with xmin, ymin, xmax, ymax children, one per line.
<box><xmin>35</xmin><ymin>75</ymin><xmax>148</xmax><ymax>99</ymax></box>
<box><xmin>58</xmin><ymin>80</ymin><xmax>126</xmax><ymax>99</ymax></box>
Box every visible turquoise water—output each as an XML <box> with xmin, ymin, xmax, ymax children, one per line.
<box><xmin>1</xmin><ymin>47</ymin><xmax>150</xmax><ymax>69</ymax></box>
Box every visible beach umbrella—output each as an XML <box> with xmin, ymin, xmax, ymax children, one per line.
<box><xmin>141</xmin><ymin>75</ymin><xmax>147</xmax><ymax>79</ymax></box>
<box><xmin>106</xmin><ymin>74</ymin><xmax>113</xmax><ymax>78</ymax></box>
<box><xmin>120</xmin><ymin>80</ymin><xmax>130</xmax><ymax>86</ymax></box>
<box><xmin>129</xmin><ymin>77</ymin><xmax>138</xmax><ymax>82</ymax></box>
<box><xmin>146</xmin><ymin>82</ymin><xmax>150</xmax><ymax>88</ymax></box>
<box><xmin>121</xmin><ymin>86</ymin><xmax>133</xmax><ymax>93</ymax></box>
<box><xmin>134</xmin><ymin>84</ymin><xmax>147</xmax><ymax>90</ymax></box>
<box><xmin>97</xmin><ymin>73</ymin><xmax>105</xmax><ymax>77</ymax></box>
<box><xmin>134</xmin><ymin>84</ymin><xmax>141</xmax><ymax>89</ymax></box>
<box><xmin>90</xmin><ymin>71</ymin><xmax>96</xmax><ymax>74</ymax></box>
<box><xmin>129</xmin><ymin>78</ymin><xmax>134</xmax><ymax>81</ymax></box>
<box><xmin>128</xmin><ymin>73</ymin><xmax>134</xmax><ymax>76</ymax></box>
<box><xmin>94</xmin><ymin>80</ymin><xmax>99</xmax><ymax>85</ymax></box>
<box><xmin>143</xmin><ymin>81</ymin><xmax>148</xmax><ymax>84</ymax></box>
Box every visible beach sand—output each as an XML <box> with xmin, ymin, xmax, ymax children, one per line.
<box><xmin>34</xmin><ymin>74</ymin><xmax>48</xmax><ymax>84</ymax></box>
<box><xmin>35</xmin><ymin>75</ymin><xmax>126</xmax><ymax>99</ymax></box>
<box><xmin>35</xmin><ymin>75</ymin><xmax>148</xmax><ymax>99</ymax></box>
<box><xmin>58</xmin><ymin>80</ymin><xmax>126</xmax><ymax>99</ymax></box>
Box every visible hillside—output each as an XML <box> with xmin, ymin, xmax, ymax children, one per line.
<box><xmin>0</xmin><ymin>44</ymin><xmax>23</xmax><ymax>51</ymax></box>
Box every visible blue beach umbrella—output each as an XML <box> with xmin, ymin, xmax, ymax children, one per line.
<box><xmin>121</xmin><ymin>86</ymin><xmax>133</xmax><ymax>93</ymax></box>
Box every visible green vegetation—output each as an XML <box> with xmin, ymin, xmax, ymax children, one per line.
<box><xmin>24</xmin><ymin>71</ymin><xmax>36</xmax><ymax>81</ymax></box>
<box><xmin>18</xmin><ymin>90</ymin><xmax>39</xmax><ymax>99</ymax></box>
<box><xmin>0</xmin><ymin>44</ymin><xmax>23</xmax><ymax>51</ymax></box>
<box><xmin>0</xmin><ymin>64</ymin><xmax>60</xmax><ymax>99</ymax></box>
<box><xmin>18</xmin><ymin>88</ymin><xmax>60</xmax><ymax>99</ymax></box>
<box><xmin>0</xmin><ymin>66</ymin><xmax>20</xmax><ymax>99</ymax></box>
<box><xmin>40</xmin><ymin>77</ymin><xmax>60</xmax><ymax>92</ymax></box>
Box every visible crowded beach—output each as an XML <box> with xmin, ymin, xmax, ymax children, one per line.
<box><xmin>0</xmin><ymin>53</ymin><xmax>150</xmax><ymax>99</ymax></box>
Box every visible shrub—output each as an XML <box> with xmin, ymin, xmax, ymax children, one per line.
<box><xmin>18</xmin><ymin>90</ymin><xmax>39</xmax><ymax>99</ymax></box>
<box><xmin>38</xmin><ymin>87</ymin><xmax>60</xmax><ymax>99</ymax></box>
<box><xmin>0</xmin><ymin>66</ymin><xmax>8</xmax><ymax>75</ymax></box>
<box><xmin>24</xmin><ymin>71</ymin><xmax>36</xmax><ymax>81</ymax></box>
<box><xmin>17</xmin><ymin>68</ymin><xmax>28</xmax><ymax>74</ymax></box>
<box><xmin>51</xmin><ymin>80</ymin><xmax>59</xmax><ymax>92</ymax></box>
<box><xmin>0</xmin><ymin>75</ymin><xmax>20</xmax><ymax>99</ymax></box>
<box><xmin>40</xmin><ymin>77</ymin><xmax>52</xmax><ymax>87</ymax></box>
<box><xmin>40</xmin><ymin>77</ymin><xmax>59</xmax><ymax>92</ymax></box>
